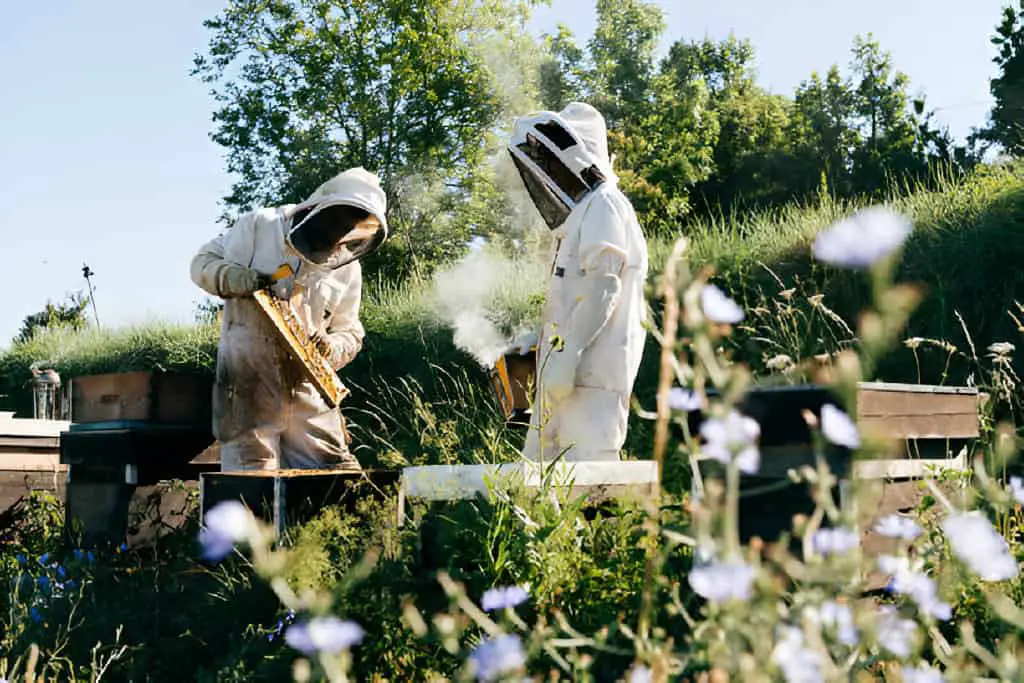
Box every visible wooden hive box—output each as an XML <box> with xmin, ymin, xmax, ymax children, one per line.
<box><xmin>69</xmin><ymin>371</ymin><xmax>213</xmax><ymax>426</ymax></box>
<box><xmin>199</xmin><ymin>468</ymin><xmax>401</xmax><ymax>539</ymax></box>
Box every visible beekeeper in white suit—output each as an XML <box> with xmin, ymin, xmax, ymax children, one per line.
<box><xmin>508</xmin><ymin>102</ymin><xmax>648</xmax><ymax>462</ymax></box>
<box><xmin>190</xmin><ymin>168</ymin><xmax>388</xmax><ymax>471</ymax></box>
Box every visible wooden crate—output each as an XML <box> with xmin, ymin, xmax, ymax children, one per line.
<box><xmin>69</xmin><ymin>371</ymin><xmax>213</xmax><ymax>425</ymax></box>
<box><xmin>200</xmin><ymin>468</ymin><xmax>401</xmax><ymax>538</ymax></box>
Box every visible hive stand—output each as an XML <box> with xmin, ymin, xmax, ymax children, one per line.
<box><xmin>0</xmin><ymin>413</ymin><xmax>69</xmax><ymax>512</ymax></box>
<box><xmin>199</xmin><ymin>468</ymin><xmax>401</xmax><ymax>539</ymax></box>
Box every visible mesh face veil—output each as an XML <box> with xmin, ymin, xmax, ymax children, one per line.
<box><xmin>288</xmin><ymin>204</ymin><xmax>385</xmax><ymax>270</ymax></box>
<box><xmin>508</xmin><ymin>114</ymin><xmax>606</xmax><ymax>230</ymax></box>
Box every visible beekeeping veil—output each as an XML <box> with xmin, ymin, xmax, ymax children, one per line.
<box><xmin>285</xmin><ymin>167</ymin><xmax>389</xmax><ymax>270</ymax></box>
<box><xmin>507</xmin><ymin>102</ymin><xmax>616</xmax><ymax>230</ymax></box>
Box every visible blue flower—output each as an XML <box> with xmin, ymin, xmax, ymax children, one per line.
<box><xmin>56</xmin><ymin>566</ymin><xmax>66</xmax><ymax>579</ymax></box>
<box><xmin>118</xmin><ymin>543</ymin><xmax>128</xmax><ymax>552</ymax></box>
<box><xmin>37</xmin><ymin>576</ymin><xmax>50</xmax><ymax>592</ymax></box>
<box><xmin>468</xmin><ymin>634</ymin><xmax>526</xmax><ymax>682</ymax></box>
<box><xmin>198</xmin><ymin>501</ymin><xmax>255</xmax><ymax>563</ymax></box>
<box><xmin>66</xmin><ymin>579</ymin><xmax>77</xmax><ymax>590</ymax></box>
<box><xmin>73</xmin><ymin>549</ymin><xmax>84</xmax><ymax>561</ymax></box>
<box><xmin>15</xmin><ymin>553</ymin><xmax>26</xmax><ymax>565</ymax></box>
<box><xmin>86</xmin><ymin>551</ymin><xmax>95</xmax><ymax>564</ymax></box>
<box><xmin>30</xmin><ymin>607</ymin><xmax>42</xmax><ymax>623</ymax></box>
<box><xmin>38</xmin><ymin>553</ymin><xmax>49</xmax><ymax>566</ymax></box>
<box><xmin>284</xmin><ymin>617</ymin><xmax>364</xmax><ymax>655</ymax></box>
<box><xmin>481</xmin><ymin>585</ymin><xmax>529</xmax><ymax>612</ymax></box>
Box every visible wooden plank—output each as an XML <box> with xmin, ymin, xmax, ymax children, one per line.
<box><xmin>0</xmin><ymin>435</ymin><xmax>60</xmax><ymax>449</ymax></box>
<box><xmin>70</xmin><ymin>371</ymin><xmax>212</xmax><ymax>425</ymax></box>
<box><xmin>858</xmin><ymin>413</ymin><xmax>978</xmax><ymax>440</ymax></box>
<box><xmin>0</xmin><ymin>418</ymin><xmax>70</xmax><ymax>438</ymax></box>
<box><xmin>852</xmin><ymin>450</ymin><xmax>967</xmax><ymax>480</ymax></box>
<box><xmin>0</xmin><ymin>453</ymin><xmax>66</xmax><ymax>471</ymax></box>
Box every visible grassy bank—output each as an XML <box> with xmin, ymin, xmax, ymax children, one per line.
<box><xmin>2</xmin><ymin>162</ymin><xmax>1023</xmax><ymax>461</ymax></box>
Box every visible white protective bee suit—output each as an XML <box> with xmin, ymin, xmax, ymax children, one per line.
<box><xmin>190</xmin><ymin>168</ymin><xmax>388</xmax><ymax>471</ymax></box>
<box><xmin>509</xmin><ymin>102</ymin><xmax>649</xmax><ymax>462</ymax></box>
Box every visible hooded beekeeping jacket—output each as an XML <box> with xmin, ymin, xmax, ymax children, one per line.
<box><xmin>190</xmin><ymin>168</ymin><xmax>387</xmax><ymax>471</ymax></box>
<box><xmin>510</xmin><ymin>103</ymin><xmax>649</xmax><ymax>462</ymax></box>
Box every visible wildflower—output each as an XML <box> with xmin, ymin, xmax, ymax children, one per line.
<box><xmin>468</xmin><ymin>634</ymin><xmax>526</xmax><ymax>682</ymax></box>
<box><xmin>38</xmin><ymin>553</ymin><xmax>49</xmax><ymax>566</ymax></box>
<box><xmin>900</xmin><ymin>664</ymin><xmax>945</xmax><ymax>682</ymax></box>
<box><xmin>873</xmin><ymin>514</ymin><xmax>922</xmax><ymax>541</ymax></box>
<box><xmin>284</xmin><ymin>616</ymin><xmax>364</xmax><ymax>655</ymax></box>
<box><xmin>56</xmin><ymin>565</ymin><xmax>66</xmax><ymax>579</ymax></box>
<box><xmin>689</xmin><ymin>560</ymin><xmax>756</xmax><ymax>603</ymax></box>
<box><xmin>820</xmin><ymin>404</ymin><xmax>860</xmax><ymax>449</ymax></box>
<box><xmin>86</xmin><ymin>551</ymin><xmax>95</xmax><ymax>563</ymax></box>
<box><xmin>30</xmin><ymin>607</ymin><xmax>43</xmax><ymax>623</ymax></box>
<box><xmin>118</xmin><ymin>543</ymin><xmax>128</xmax><ymax>552</ymax></box>
<box><xmin>15</xmin><ymin>553</ymin><xmax>25</xmax><ymax>565</ymax></box>
<box><xmin>667</xmin><ymin>387</ymin><xmax>702</xmax><ymax>412</ymax></box>
<box><xmin>766</xmin><ymin>354</ymin><xmax>794</xmax><ymax>372</ymax></box>
<box><xmin>904</xmin><ymin>337</ymin><xmax>924</xmax><ymax>349</ymax></box>
<box><xmin>481</xmin><ymin>585</ymin><xmax>529</xmax><ymax>612</ymax></box>
<box><xmin>628</xmin><ymin>665</ymin><xmax>652</xmax><ymax>683</ymax></box>
<box><xmin>198</xmin><ymin>500</ymin><xmax>256</xmax><ymax>562</ymax></box>
<box><xmin>699</xmin><ymin>410</ymin><xmax>761</xmax><ymax>474</ymax></box>
<box><xmin>812</xmin><ymin>527</ymin><xmax>859</xmax><ymax>556</ymax></box>
<box><xmin>701</xmin><ymin>284</ymin><xmax>745</xmax><ymax>324</ymax></box>
<box><xmin>987</xmin><ymin>342</ymin><xmax>1015</xmax><ymax>356</ymax></box>
<box><xmin>37</xmin><ymin>576</ymin><xmax>50</xmax><ymax>593</ymax></box>
<box><xmin>1009</xmin><ymin>477</ymin><xmax>1024</xmax><ymax>506</ymax></box>
<box><xmin>876</xmin><ymin>605</ymin><xmax>918</xmax><ymax>659</ymax></box>
<box><xmin>812</xmin><ymin>206</ymin><xmax>913</xmax><ymax>268</ymax></box>
<box><xmin>877</xmin><ymin>555</ymin><xmax>951</xmax><ymax>621</ymax></box>
<box><xmin>941</xmin><ymin>511</ymin><xmax>1019</xmax><ymax>581</ymax></box>
<box><xmin>73</xmin><ymin>549</ymin><xmax>84</xmax><ymax>561</ymax></box>
<box><xmin>771</xmin><ymin>626</ymin><xmax>824</xmax><ymax>683</ymax></box>
<box><xmin>814</xmin><ymin>601</ymin><xmax>859</xmax><ymax>647</ymax></box>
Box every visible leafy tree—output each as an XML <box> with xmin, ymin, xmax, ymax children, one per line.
<box><xmin>193</xmin><ymin>0</ymin><xmax>543</xmax><ymax>279</ymax></box>
<box><xmin>15</xmin><ymin>293</ymin><xmax>89</xmax><ymax>344</ymax></box>
<box><xmin>979</xmin><ymin>1</ymin><xmax>1024</xmax><ymax>155</ymax></box>
<box><xmin>538</xmin><ymin>25</ymin><xmax>588</xmax><ymax>110</ymax></box>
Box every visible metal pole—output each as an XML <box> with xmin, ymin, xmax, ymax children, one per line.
<box><xmin>82</xmin><ymin>264</ymin><xmax>100</xmax><ymax>329</ymax></box>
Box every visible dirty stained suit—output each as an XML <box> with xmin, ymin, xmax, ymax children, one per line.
<box><xmin>191</xmin><ymin>170</ymin><xmax>386</xmax><ymax>471</ymax></box>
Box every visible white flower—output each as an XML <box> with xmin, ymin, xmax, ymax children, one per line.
<box><xmin>699</xmin><ymin>410</ymin><xmax>761</xmax><ymax>474</ymax></box>
<box><xmin>1009</xmin><ymin>476</ymin><xmax>1024</xmax><ymax>506</ymax></box>
<box><xmin>481</xmin><ymin>585</ymin><xmax>529</xmax><ymax>612</ymax></box>
<box><xmin>812</xmin><ymin>206</ymin><xmax>913</xmax><ymax>268</ymax></box>
<box><xmin>873</xmin><ymin>514</ymin><xmax>923</xmax><ymax>541</ymax></box>
<box><xmin>766</xmin><ymin>354</ymin><xmax>795</xmax><ymax>371</ymax></box>
<box><xmin>813</xmin><ymin>527</ymin><xmax>860</xmax><ymax>556</ymax></box>
<box><xmin>941</xmin><ymin>511</ymin><xmax>1019</xmax><ymax>582</ymax></box>
<box><xmin>820</xmin><ymin>404</ymin><xmax>860</xmax><ymax>449</ymax></box>
<box><xmin>198</xmin><ymin>500</ymin><xmax>256</xmax><ymax>562</ymax></box>
<box><xmin>285</xmin><ymin>617</ymin><xmax>364</xmax><ymax>655</ymax></box>
<box><xmin>987</xmin><ymin>342</ymin><xmax>1015</xmax><ymax>356</ymax></box>
<box><xmin>688</xmin><ymin>560</ymin><xmax>757</xmax><ymax>603</ymax></box>
<box><xmin>876</xmin><ymin>605</ymin><xmax>918</xmax><ymax>659</ymax></box>
<box><xmin>771</xmin><ymin>627</ymin><xmax>824</xmax><ymax>683</ymax></box>
<box><xmin>469</xmin><ymin>634</ymin><xmax>526</xmax><ymax>682</ymax></box>
<box><xmin>877</xmin><ymin>555</ymin><xmax>952</xmax><ymax>621</ymax></box>
<box><xmin>701</xmin><ymin>284</ymin><xmax>745</xmax><ymax>324</ymax></box>
<box><xmin>627</xmin><ymin>665</ymin><xmax>653</xmax><ymax>683</ymax></box>
<box><xmin>900</xmin><ymin>664</ymin><xmax>945</xmax><ymax>683</ymax></box>
<box><xmin>667</xmin><ymin>387</ymin><xmax>703</xmax><ymax>412</ymax></box>
<box><xmin>814</xmin><ymin>601</ymin><xmax>859</xmax><ymax>646</ymax></box>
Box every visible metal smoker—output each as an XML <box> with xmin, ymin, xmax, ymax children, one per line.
<box><xmin>31</xmin><ymin>368</ymin><xmax>64</xmax><ymax>420</ymax></box>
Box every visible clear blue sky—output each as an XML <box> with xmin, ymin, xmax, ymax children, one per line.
<box><xmin>0</xmin><ymin>0</ymin><xmax>1007</xmax><ymax>346</ymax></box>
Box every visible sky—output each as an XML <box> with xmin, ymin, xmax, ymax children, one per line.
<box><xmin>0</xmin><ymin>0</ymin><xmax>1008</xmax><ymax>346</ymax></box>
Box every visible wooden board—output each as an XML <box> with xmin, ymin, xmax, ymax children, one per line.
<box><xmin>252</xmin><ymin>290</ymin><xmax>348</xmax><ymax>408</ymax></box>
<box><xmin>70</xmin><ymin>372</ymin><xmax>213</xmax><ymax>425</ymax></box>
<box><xmin>856</xmin><ymin>381</ymin><xmax>980</xmax><ymax>440</ymax></box>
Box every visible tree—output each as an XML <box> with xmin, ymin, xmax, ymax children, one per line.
<box><xmin>979</xmin><ymin>2</ymin><xmax>1024</xmax><ymax>155</ymax></box>
<box><xmin>15</xmin><ymin>293</ymin><xmax>89</xmax><ymax>344</ymax></box>
<box><xmin>193</xmin><ymin>0</ymin><xmax>543</xmax><ymax>278</ymax></box>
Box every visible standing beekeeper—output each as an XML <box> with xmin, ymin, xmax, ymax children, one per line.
<box><xmin>508</xmin><ymin>102</ymin><xmax>649</xmax><ymax>462</ymax></box>
<box><xmin>190</xmin><ymin>168</ymin><xmax>388</xmax><ymax>471</ymax></box>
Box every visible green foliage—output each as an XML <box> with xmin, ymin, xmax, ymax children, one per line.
<box><xmin>14</xmin><ymin>293</ymin><xmax>90</xmax><ymax>346</ymax></box>
<box><xmin>978</xmin><ymin>1</ymin><xmax>1024</xmax><ymax>155</ymax></box>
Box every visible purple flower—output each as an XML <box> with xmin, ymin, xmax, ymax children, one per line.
<box><xmin>481</xmin><ymin>585</ymin><xmax>528</xmax><ymax>612</ymax></box>
<box><xmin>812</xmin><ymin>206</ymin><xmax>913</xmax><ymax>268</ymax></box>
<box><xmin>771</xmin><ymin>626</ymin><xmax>824</xmax><ymax>683</ymax></box>
<box><xmin>941</xmin><ymin>511</ymin><xmax>1019</xmax><ymax>582</ymax></box>
<box><xmin>815</xmin><ymin>601</ymin><xmax>859</xmax><ymax>647</ymax></box>
<box><xmin>689</xmin><ymin>560</ymin><xmax>757</xmax><ymax>603</ymax></box>
<box><xmin>876</xmin><ymin>605</ymin><xmax>918</xmax><ymax>658</ymax></box>
<box><xmin>820</xmin><ymin>404</ymin><xmax>860</xmax><ymax>449</ymax></box>
<box><xmin>198</xmin><ymin>500</ymin><xmax>255</xmax><ymax>562</ymax></box>
<box><xmin>667</xmin><ymin>387</ymin><xmax>703</xmax><ymax>412</ymax></box>
<box><xmin>468</xmin><ymin>634</ymin><xmax>526</xmax><ymax>681</ymax></box>
<box><xmin>1009</xmin><ymin>476</ymin><xmax>1024</xmax><ymax>506</ymax></box>
<box><xmin>873</xmin><ymin>514</ymin><xmax>922</xmax><ymax>541</ymax></box>
<box><xmin>701</xmin><ymin>285</ymin><xmax>745</xmax><ymax>324</ymax></box>
<box><xmin>628</xmin><ymin>665</ymin><xmax>653</xmax><ymax>683</ymax></box>
<box><xmin>812</xmin><ymin>527</ymin><xmax>859</xmax><ymax>556</ymax></box>
<box><xmin>900</xmin><ymin>664</ymin><xmax>945</xmax><ymax>682</ymax></box>
<box><xmin>877</xmin><ymin>556</ymin><xmax>952</xmax><ymax>621</ymax></box>
<box><xmin>699</xmin><ymin>410</ymin><xmax>761</xmax><ymax>474</ymax></box>
<box><xmin>284</xmin><ymin>616</ymin><xmax>364</xmax><ymax>655</ymax></box>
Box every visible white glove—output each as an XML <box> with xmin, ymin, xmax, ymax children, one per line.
<box><xmin>219</xmin><ymin>264</ymin><xmax>268</xmax><ymax>298</ymax></box>
<box><xmin>542</xmin><ymin>347</ymin><xmax>578</xmax><ymax>404</ymax></box>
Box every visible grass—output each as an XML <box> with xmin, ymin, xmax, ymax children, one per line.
<box><xmin>2</xmin><ymin>161</ymin><xmax>1023</xmax><ymax>457</ymax></box>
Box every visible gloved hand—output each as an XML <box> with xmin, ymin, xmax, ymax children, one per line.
<box><xmin>220</xmin><ymin>264</ymin><xmax>272</xmax><ymax>298</ymax></box>
<box><xmin>541</xmin><ymin>346</ymin><xmax>578</xmax><ymax>405</ymax></box>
